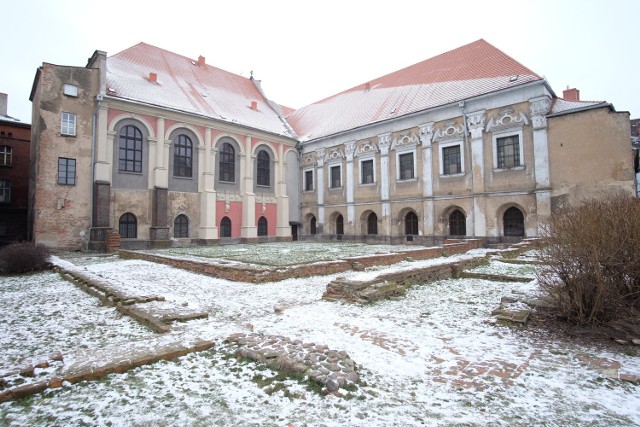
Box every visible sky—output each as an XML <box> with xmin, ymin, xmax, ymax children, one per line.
<box><xmin>1</xmin><ymin>0</ymin><xmax>638</xmax><ymax>124</ymax></box>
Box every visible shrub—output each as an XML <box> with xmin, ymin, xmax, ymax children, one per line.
<box><xmin>0</xmin><ymin>242</ymin><xmax>51</xmax><ymax>275</ymax></box>
<box><xmin>537</xmin><ymin>193</ymin><xmax>640</xmax><ymax>325</ymax></box>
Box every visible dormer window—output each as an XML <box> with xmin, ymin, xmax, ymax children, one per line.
<box><xmin>63</xmin><ymin>84</ymin><xmax>78</xmax><ymax>97</ymax></box>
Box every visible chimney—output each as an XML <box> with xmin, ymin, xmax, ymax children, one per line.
<box><xmin>250</xmin><ymin>101</ymin><xmax>258</xmax><ymax>111</ymax></box>
<box><xmin>0</xmin><ymin>93</ymin><xmax>7</xmax><ymax>116</ymax></box>
<box><xmin>563</xmin><ymin>87</ymin><xmax>580</xmax><ymax>101</ymax></box>
<box><xmin>198</xmin><ymin>55</ymin><xmax>206</xmax><ymax>66</ymax></box>
<box><xmin>148</xmin><ymin>72</ymin><xmax>157</xmax><ymax>83</ymax></box>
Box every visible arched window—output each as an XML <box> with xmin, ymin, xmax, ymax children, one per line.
<box><xmin>118</xmin><ymin>125</ymin><xmax>143</xmax><ymax>173</ymax></box>
<box><xmin>336</xmin><ymin>214</ymin><xmax>344</xmax><ymax>235</ymax></box>
<box><xmin>220</xmin><ymin>217</ymin><xmax>232</xmax><ymax>238</ymax></box>
<box><xmin>367</xmin><ymin>212</ymin><xmax>378</xmax><ymax>235</ymax></box>
<box><xmin>449</xmin><ymin>209</ymin><xmax>466</xmax><ymax>236</ymax></box>
<box><xmin>405</xmin><ymin>211</ymin><xmax>418</xmax><ymax>235</ymax></box>
<box><xmin>219</xmin><ymin>143</ymin><xmax>235</xmax><ymax>182</ymax></box>
<box><xmin>174</xmin><ymin>214</ymin><xmax>189</xmax><ymax>238</ymax></box>
<box><xmin>310</xmin><ymin>215</ymin><xmax>317</xmax><ymax>235</ymax></box>
<box><xmin>119</xmin><ymin>213</ymin><xmax>137</xmax><ymax>238</ymax></box>
<box><xmin>257</xmin><ymin>150</ymin><xmax>270</xmax><ymax>186</ymax></box>
<box><xmin>257</xmin><ymin>216</ymin><xmax>268</xmax><ymax>237</ymax></box>
<box><xmin>504</xmin><ymin>207</ymin><xmax>525</xmax><ymax>237</ymax></box>
<box><xmin>173</xmin><ymin>135</ymin><xmax>193</xmax><ymax>177</ymax></box>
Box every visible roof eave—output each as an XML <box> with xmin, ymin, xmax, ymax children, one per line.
<box><xmin>547</xmin><ymin>103</ymin><xmax>615</xmax><ymax>118</ymax></box>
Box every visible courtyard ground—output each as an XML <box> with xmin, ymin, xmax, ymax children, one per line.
<box><xmin>0</xmin><ymin>242</ymin><xmax>639</xmax><ymax>426</ymax></box>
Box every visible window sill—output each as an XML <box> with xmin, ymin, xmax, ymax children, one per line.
<box><xmin>493</xmin><ymin>166</ymin><xmax>525</xmax><ymax>173</ymax></box>
<box><xmin>439</xmin><ymin>172</ymin><xmax>465</xmax><ymax>178</ymax></box>
<box><xmin>118</xmin><ymin>170</ymin><xmax>143</xmax><ymax>175</ymax></box>
<box><xmin>60</xmin><ymin>133</ymin><xmax>77</xmax><ymax>138</ymax></box>
<box><xmin>173</xmin><ymin>176</ymin><xmax>195</xmax><ymax>180</ymax></box>
<box><xmin>397</xmin><ymin>178</ymin><xmax>417</xmax><ymax>183</ymax></box>
<box><xmin>359</xmin><ymin>182</ymin><xmax>376</xmax><ymax>187</ymax></box>
<box><xmin>256</xmin><ymin>184</ymin><xmax>271</xmax><ymax>188</ymax></box>
<box><xmin>329</xmin><ymin>186</ymin><xmax>343</xmax><ymax>190</ymax></box>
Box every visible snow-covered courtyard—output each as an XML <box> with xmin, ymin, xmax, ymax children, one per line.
<box><xmin>1</xmin><ymin>242</ymin><xmax>639</xmax><ymax>426</ymax></box>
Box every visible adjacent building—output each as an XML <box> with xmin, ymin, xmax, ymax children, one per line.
<box><xmin>0</xmin><ymin>93</ymin><xmax>30</xmax><ymax>245</ymax></box>
<box><xmin>29</xmin><ymin>40</ymin><xmax>635</xmax><ymax>250</ymax></box>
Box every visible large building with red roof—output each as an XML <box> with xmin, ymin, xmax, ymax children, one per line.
<box><xmin>29</xmin><ymin>40</ymin><xmax>635</xmax><ymax>250</ymax></box>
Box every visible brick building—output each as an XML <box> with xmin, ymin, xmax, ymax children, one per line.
<box><xmin>29</xmin><ymin>40</ymin><xmax>635</xmax><ymax>250</ymax></box>
<box><xmin>0</xmin><ymin>93</ymin><xmax>30</xmax><ymax>245</ymax></box>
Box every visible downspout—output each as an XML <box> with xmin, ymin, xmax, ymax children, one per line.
<box><xmin>460</xmin><ymin>102</ymin><xmax>475</xmax><ymax>237</ymax></box>
<box><xmin>90</xmin><ymin>94</ymin><xmax>102</xmax><ymax>230</ymax></box>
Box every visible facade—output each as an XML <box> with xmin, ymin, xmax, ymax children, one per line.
<box><xmin>29</xmin><ymin>40</ymin><xmax>635</xmax><ymax>250</ymax></box>
<box><xmin>0</xmin><ymin>93</ymin><xmax>31</xmax><ymax>245</ymax></box>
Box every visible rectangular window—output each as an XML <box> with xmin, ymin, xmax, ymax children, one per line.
<box><xmin>304</xmin><ymin>170</ymin><xmax>314</xmax><ymax>191</ymax></box>
<box><xmin>442</xmin><ymin>145</ymin><xmax>462</xmax><ymax>175</ymax></box>
<box><xmin>63</xmin><ymin>84</ymin><xmax>78</xmax><ymax>97</ymax></box>
<box><xmin>361</xmin><ymin>159</ymin><xmax>374</xmax><ymax>184</ymax></box>
<box><xmin>0</xmin><ymin>179</ymin><xmax>10</xmax><ymax>203</ymax></box>
<box><xmin>330</xmin><ymin>165</ymin><xmax>341</xmax><ymax>188</ymax></box>
<box><xmin>0</xmin><ymin>146</ymin><xmax>12</xmax><ymax>166</ymax></box>
<box><xmin>497</xmin><ymin>135</ymin><xmax>520</xmax><ymax>169</ymax></box>
<box><xmin>61</xmin><ymin>112</ymin><xmax>76</xmax><ymax>136</ymax></box>
<box><xmin>398</xmin><ymin>152</ymin><xmax>414</xmax><ymax>180</ymax></box>
<box><xmin>58</xmin><ymin>158</ymin><xmax>76</xmax><ymax>185</ymax></box>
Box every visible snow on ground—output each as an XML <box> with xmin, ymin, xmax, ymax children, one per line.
<box><xmin>1</xmin><ymin>243</ymin><xmax>639</xmax><ymax>426</ymax></box>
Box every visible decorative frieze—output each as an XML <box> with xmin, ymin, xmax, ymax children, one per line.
<box><xmin>324</xmin><ymin>147</ymin><xmax>345</xmax><ymax>163</ymax></box>
<box><xmin>486</xmin><ymin>108</ymin><xmax>529</xmax><ymax>132</ymax></box>
<box><xmin>391</xmin><ymin>131</ymin><xmax>420</xmax><ymax>150</ymax></box>
<box><xmin>466</xmin><ymin>111</ymin><xmax>485</xmax><ymax>140</ymax></box>
<box><xmin>419</xmin><ymin>122</ymin><xmax>434</xmax><ymax>146</ymax></box>
<box><xmin>344</xmin><ymin>141</ymin><xmax>356</xmax><ymax>161</ymax></box>
<box><xmin>355</xmin><ymin>140</ymin><xmax>379</xmax><ymax>157</ymax></box>
<box><xmin>315</xmin><ymin>149</ymin><xmax>325</xmax><ymax>167</ymax></box>
<box><xmin>433</xmin><ymin>121</ymin><xmax>464</xmax><ymax>141</ymax></box>
<box><xmin>378</xmin><ymin>133</ymin><xmax>392</xmax><ymax>156</ymax></box>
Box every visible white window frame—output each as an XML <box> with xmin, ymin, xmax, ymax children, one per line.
<box><xmin>61</xmin><ymin>112</ymin><xmax>77</xmax><ymax>136</ymax></box>
<box><xmin>492</xmin><ymin>129</ymin><xmax>524</xmax><ymax>171</ymax></box>
<box><xmin>396</xmin><ymin>148</ymin><xmax>416</xmax><ymax>181</ymax></box>
<box><xmin>329</xmin><ymin>163</ymin><xmax>342</xmax><ymax>189</ymax></box>
<box><xmin>439</xmin><ymin>140</ymin><xmax>465</xmax><ymax>176</ymax></box>
<box><xmin>63</xmin><ymin>84</ymin><xmax>78</xmax><ymax>97</ymax></box>
<box><xmin>0</xmin><ymin>145</ymin><xmax>12</xmax><ymax>166</ymax></box>
<box><xmin>303</xmin><ymin>168</ymin><xmax>314</xmax><ymax>192</ymax></box>
<box><xmin>359</xmin><ymin>156</ymin><xmax>376</xmax><ymax>185</ymax></box>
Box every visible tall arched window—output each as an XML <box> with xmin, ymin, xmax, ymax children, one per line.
<box><xmin>310</xmin><ymin>215</ymin><xmax>317</xmax><ymax>235</ymax></box>
<box><xmin>504</xmin><ymin>207</ymin><xmax>525</xmax><ymax>237</ymax></box>
<box><xmin>174</xmin><ymin>214</ymin><xmax>189</xmax><ymax>238</ymax></box>
<box><xmin>257</xmin><ymin>150</ymin><xmax>270</xmax><ymax>186</ymax></box>
<box><xmin>405</xmin><ymin>211</ymin><xmax>418</xmax><ymax>235</ymax></box>
<box><xmin>336</xmin><ymin>214</ymin><xmax>344</xmax><ymax>235</ymax></box>
<box><xmin>257</xmin><ymin>216</ymin><xmax>268</xmax><ymax>237</ymax></box>
<box><xmin>173</xmin><ymin>135</ymin><xmax>193</xmax><ymax>177</ymax></box>
<box><xmin>367</xmin><ymin>212</ymin><xmax>378</xmax><ymax>235</ymax></box>
<box><xmin>449</xmin><ymin>209</ymin><xmax>466</xmax><ymax>236</ymax></box>
<box><xmin>220</xmin><ymin>216</ymin><xmax>232</xmax><ymax>238</ymax></box>
<box><xmin>118</xmin><ymin>125</ymin><xmax>143</xmax><ymax>173</ymax></box>
<box><xmin>219</xmin><ymin>143</ymin><xmax>235</xmax><ymax>182</ymax></box>
<box><xmin>119</xmin><ymin>213</ymin><xmax>137</xmax><ymax>238</ymax></box>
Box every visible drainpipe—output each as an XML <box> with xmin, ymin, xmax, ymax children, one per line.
<box><xmin>460</xmin><ymin>101</ymin><xmax>475</xmax><ymax>237</ymax></box>
<box><xmin>90</xmin><ymin>94</ymin><xmax>103</xmax><ymax>229</ymax></box>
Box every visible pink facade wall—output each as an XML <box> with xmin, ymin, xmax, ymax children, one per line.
<box><xmin>256</xmin><ymin>203</ymin><xmax>277</xmax><ymax>236</ymax></box>
<box><xmin>216</xmin><ymin>200</ymin><xmax>243</xmax><ymax>237</ymax></box>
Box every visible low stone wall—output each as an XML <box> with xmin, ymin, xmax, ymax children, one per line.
<box><xmin>119</xmin><ymin>240</ymin><xmax>484</xmax><ymax>284</ymax></box>
<box><xmin>323</xmin><ymin>255</ymin><xmax>490</xmax><ymax>303</ymax></box>
<box><xmin>226</xmin><ymin>333</ymin><xmax>358</xmax><ymax>393</ymax></box>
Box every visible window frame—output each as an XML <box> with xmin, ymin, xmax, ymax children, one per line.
<box><xmin>61</xmin><ymin>112</ymin><xmax>77</xmax><ymax>136</ymax></box>
<box><xmin>118</xmin><ymin>213</ymin><xmax>137</xmax><ymax>239</ymax></box>
<box><xmin>118</xmin><ymin>125</ymin><xmax>143</xmax><ymax>173</ymax></box>
<box><xmin>219</xmin><ymin>143</ymin><xmax>236</xmax><ymax>183</ymax></box>
<box><xmin>173</xmin><ymin>134</ymin><xmax>193</xmax><ymax>178</ymax></box>
<box><xmin>492</xmin><ymin>130</ymin><xmax>524</xmax><ymax>171</ymax></box>
<box><xmin>439</xmin><ymin>140</ymin><xmax>465</xmax><ymax>176</ymax></box>
<box><xmin>304</xmin><ymin>169</ymin><xmax>314</xmax><ymax>192</ymax></box>
<box><xmin>367</xmin><ymin>212</ymin><xmax>378</xmax><ymax>235</ymax></box>
<box><xmin>449</xmin><ymin>209</ymin><xmax>467</xmax><ymax>236</ymax></box>
<box><xmin>405</xmin><ymin>211</ymin><xmax>419</xmax><ymax>235</ymax></box>
<box><xmin>257</xmin><ymin>216</ymin><xmax>268</xmax><ymax>237</ymax></box>
<box><xmin>0</xmin><ymin>179</ymin><xmax>10</xmax><ymax>203</ymax></box>
<box><xmin>359</xmin><ymin>157</ymin><xmax>375</xmax><ymax>185</ymax></box>
<box><xmin>63</xmin><ymin>84</ymin><xmax>78</xmax><ymax>97</ymax></box>
<box><xmin>173</xmin><ymin>214</ymin><xmax>189</xmax><ymax>238</ymax></box>
<box><xmin>0</xmin><ymin>145</ymin><xmax>12</xmax><ymax>166</ymax></box>
<box><xmin>57</xmin><ymin>157</ymin><xmax>76</xmax><ymax>186</ymax></box>
<box><xmin>396</xmin><ymin>149</ymin><xmax>416</xmax><ymax>181</ymax></box>
<box><xmin>256</xmin><ymin>150</ymin><xmax>270</xmax><ymax>187</ymax></box>
<box><xmin>329</xmin><ymin>164</ymin><xmax>342</xmax><ymax>189</ymax></box>
<box><xmin>220</xmin><ymin>216</ymin><xmax>232</xmax><ymax>238</ymax></box>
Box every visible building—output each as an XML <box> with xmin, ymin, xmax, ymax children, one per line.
<box><xmin>0</xmin><ymin>93</ymin><xmax>30</xmax><ymax>245</ymax></box>
<box><xmin>29</xmin><ymin>40</ymin><xmax>635</xmax><ymax>250</ymax></box>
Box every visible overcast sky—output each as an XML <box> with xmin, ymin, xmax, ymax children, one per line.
<box><xmin>2</xmin><ymin>0</ymin><xmax>638</xmax><ymax>124</ymax></box>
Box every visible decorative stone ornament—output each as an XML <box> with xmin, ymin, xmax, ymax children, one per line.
<box><xmin>486</xmin><ymin>108</ymin><xmax>529</xmax><ymax>132</ymax></box>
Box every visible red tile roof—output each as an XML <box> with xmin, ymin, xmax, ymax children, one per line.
<box><xmin>287</xmin><ymin>39</ymin><xmax>543</xmax><ymax>141</ymax></box>
<box><xmin>106</xmin><ymin>43</ymin><xmax>295</xmax><ymax>138</ymax></box>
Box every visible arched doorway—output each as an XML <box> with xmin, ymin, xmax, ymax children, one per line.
<box><xmin>449</xmin><ymin>209</ymin><xmax>466</xmax><ymax>236</ymax></box>
<box><xmin>220</xmin><ymin>216</ymin><xmax>232</xmax><ymax>238</ymax></box>
<box><xmin>257</xmin><ymin>216</ymin><xmax>268</xmax><ymax>237</ymax></box>
<box><xmin>336</xmin><ymin>214</ymin><xmax>344</xmax><ymax>235</ymax></box>
<box><xmin>367</xmin><ymin>212</ymin><xmax>378</xmax><ymax>235</ymax></box>
<box><xmin>503</xmin><ymin>207</ymin><xmax>525</xmax><ymax>237</ymax></box>
<box><xmin>405</xmin><ymin>211</ymin><xmax>418</xmax><ymax>235</ymax></box>
<box><xmin>310</xmin><ymin>215</ymin><xmax>317</xmax><ymax>235</ymax></box>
